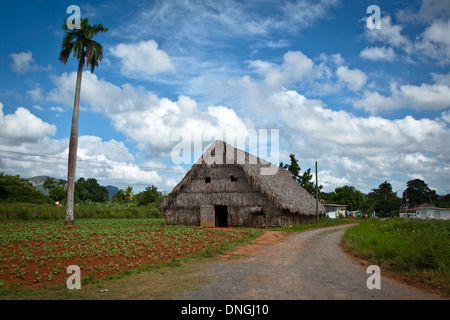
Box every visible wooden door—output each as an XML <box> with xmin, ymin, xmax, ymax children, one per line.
<box><xmin>200</xmin><ymin>205</ymin><xmax>215</xmax><ymax>227</ymax></box>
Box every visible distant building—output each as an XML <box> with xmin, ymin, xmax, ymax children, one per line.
<box><xmin>323</xmin><ymin>204</ymin><xmax>348</xmax><ymax>218</ymax></box>
<box><xmin>400</xmin><ymin>203</ymin><xmax>450</xmax><ymax>220</ymax></box>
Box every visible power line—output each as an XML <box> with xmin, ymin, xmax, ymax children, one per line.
<box><xmin>0</xmin><ymin>149</ymin><xmax>186</xmax><ymax>173</ymax></box>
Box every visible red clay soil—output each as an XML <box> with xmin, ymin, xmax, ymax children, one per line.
<box><xmin>0</xmin><ymin>227</ymin><xmax>247</xmax><ymax>290</ymax></box>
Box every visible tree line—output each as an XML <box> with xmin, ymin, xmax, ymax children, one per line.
<box><xmin>0</xmin><ymin>173</ymin><xmax>165</xmax><ymax>207</ymax></box>
<box><xmin>280</xmin><ymin>154</ymin><xmax>450</xmax><ymax>216</ymax></box>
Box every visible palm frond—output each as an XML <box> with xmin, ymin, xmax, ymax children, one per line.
<box><xmin>59</xmin><ymin>17</ymin><xmax>107</xmax><ymax>71</ymax></box>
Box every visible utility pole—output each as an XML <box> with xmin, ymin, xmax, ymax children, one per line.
<box><xmin>405</xmin><ymin>189</ymin><xmax>408</xmax><ymax>218</ymax></box>
<box><xmin>315</xmin><ymin>161</ymin><xmax>319</xmax><ymax>224</ymax></box>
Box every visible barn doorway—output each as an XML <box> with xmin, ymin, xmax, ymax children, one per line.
<box><xmin>214</xmin><ymin>205</ymin><xmax>228</xmax><ymax>227</ymax></box>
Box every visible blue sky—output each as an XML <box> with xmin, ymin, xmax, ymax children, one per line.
<box><xmin>1</xmin><ymin>0</ymin><xmax>449</xmax><ymax>196</ymax></box>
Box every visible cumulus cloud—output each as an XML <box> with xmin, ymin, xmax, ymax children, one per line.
<box><xmin>360</xmin><ymin>46</ymin><xmax>396</xmax><ymax>62</ymax></box>
<box><xmin>248</xmin><ymin>50</ymin><xmax>315</xmax><ymax>90</ymax></box>
<box><xmin>267</xmin><ymin>90</ymin><xmax>450</xmax><ymax>193</ymax></box>
<box><xmin>336</xmin><ymin>66</ymin><xmax>367</xmax><ymax>91</ymax></box>
<box><xmin>110</xmin><ymin>40</ymin><xmax>175</xmax><ymax>76</ymax></box>
<box><xmin>354</xmin><ymin>77</ymin><xmax>450</xmax><ymax>114</ymax></box>
<box><xmin>0</xmin><ymin>102</ymin><xmax>56</xmax><ymax>146</ymax></box>
<box><xmin>48</xmin><ymin>71</ymin><xmax>250</xmax><ymax>157</ymax></box>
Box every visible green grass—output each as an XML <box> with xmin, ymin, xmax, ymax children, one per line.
<box><xmin>342</xmin><ymin>218</ymin><xmax>450</xmax><ymax>297</ymax></box>
<box><xmin>0</xmin><ymin>202</ymin><xmax>162</xmax><ymax>220</ymax></box>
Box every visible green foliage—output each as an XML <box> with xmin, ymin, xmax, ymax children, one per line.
<box><xmin>0</xmin><ymin>173</ymin><xmax>52</xmax><ymax>204</ymax></box>
<box><xmin>436</xmin><ymin>193</ymin><xmax>450</xmax><ymax>208</ymax></box>
<box><xmin>402</xmin><ymin>179</ymin><xmax>438</xmax><ymax>208</ymax></box>
<box><xmin>0</xmin><ymin>202</ymin><xmax>163</xmax><ymax>221</ymax></box>
<box><xmin>112</xmin><ymin>189</ymin><xmax>125</xmax><ymax>203</ymax></box>
<box><xmin>59</xmin><ymin>18</ymin><xmax>108</xmax><ymax>73</ymax></box>
<box><xmin>134</xmin><ymin>185</ymin><xmax>165</xmax><ymax>206</ymax></box>
<box><xmin>280</xmin><ymin>154</ymin><xmax>322</xmax><ymax>196</ymax></box>
<box><xmin>331</xmin><ymin>185</ymin><xmax>366</xmax><ymax>211</ymax></box>
<box><xmin>74</xmin><ymin>177</ymin><xmax>109</xmax><ymax>203</ymax></box>
<box><xmin>43</xmin><ymin>177</ymin><xmax>66</xmax><ymax>190</ymax></box>
<box><xmin>49</xmin><ymin>186</ymin><xmax>66</xmax><ymax>202</ymax></box>
<box><xmin>367</xmin><ymin>181</ymin><xmax>402</xmax><ymax>215</ymax></box>
<box><xmin>0</xmin><ymin>203</ymin><xmax>65</xmax><ymax>220</ymax></box>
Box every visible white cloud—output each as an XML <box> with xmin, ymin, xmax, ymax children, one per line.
<box><xmin>49</xmin><ymin>106</ymin><xmax>65</xmax><ymax>113</ymax></box>
<box><xmin>0</xmin><ymin>102</ymin><xmax>56</xmax><ymax>146</ymax></box>
<box><xmin>264</xmin><ymin>89</ymin><xmax>450</xmax><ymax>193</ymax></box>
<box><xmin>110</xmin><ymin>40</ymin><xmax>175</xmax><ymax>76</ymax></box>
<box><xmin>9</xmin><ymin>51</ymin><xmax>37</xmax><ymax>74</ymax></box>
<box><xmin>415</xmin><ymin>19</ymin><xmax>450</xmax><ymax>65</ymax></box>
<box><xmin>0</xmin><ymin>121</ymin><xmax>170</xmax><ymax>191</ymax></box>
<box><xmin>354</xmin><ymin>74</ymin><xmax>450</xmax><ymax>114</ymax></box>
<box><xmin>397</xmin><ymin>0</ymin><xmax>450</xmax><ymax>23</ymax></box>
<box><xmin>432</xmin><ymin>72</ymin><xmax>450</xmax><ymax>85</ymax></box>
<box><xmin>48</xmin><ymin>72</ymin><xmax>250</xmax><ymax>157</ymax></box>
<box><xmin>363</xmin><ymin>16</ymin><xmax>413</xmax><ymax>54</ymax></box>
<box><xmin>360</xmin><ymin>46</ymin><xmax>396</xmax><ymax>62</ymax></box>
<box><xmin>336</xmin><ymin>66</ymin><xmax>367</xmax><ymax>91</ymax></box>
<box><xmin>122</xmin><ymin>0</ymin><xmax>340</xmax><ymax>42</ymax></box>
<box><xmin>27</xmin><ymin>87</ymin><xmax>43</xmax><ymax>101</ymax></box>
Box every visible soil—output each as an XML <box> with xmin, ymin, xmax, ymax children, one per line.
<box><xmin>0</xmin><ymin>226</ymin><xmax>247</xmax><ymax>289</ymax></box>
<box><xmin>181</xmin><ymin>225</ymin><xmax>442</xmax><ymax>300</ymax></box>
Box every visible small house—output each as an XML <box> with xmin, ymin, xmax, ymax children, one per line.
<box><xmin>413</xmin><ymin>204</ymin><xmax>450</xmax><ymax>220</ymax></box>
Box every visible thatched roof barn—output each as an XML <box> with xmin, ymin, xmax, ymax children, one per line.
<box><xmin>160</xmin><ymin>140</ymin><xmax>326</xmax><ymax>228</ymax></box>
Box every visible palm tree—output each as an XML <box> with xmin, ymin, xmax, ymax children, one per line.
<box><xmin>124</xmin><ymin>186</ymin><xmax>134</xmax><ymax>202</ymax></box>
<box><xmin>59</xmin><ymin>18</ymin><xmax>108</xmax><ymax>225</ymax></box>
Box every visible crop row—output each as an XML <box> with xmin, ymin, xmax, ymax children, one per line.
<box><xmin>0</xmin><ymin>219</ymin><xmax>246</xmax><ymax>289</ymax></box>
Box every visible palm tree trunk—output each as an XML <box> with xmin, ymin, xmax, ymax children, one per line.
<box><xmin>65</xmin><ymin>59</ymin><xmax>84</xmax><ymax>225</ymax></box>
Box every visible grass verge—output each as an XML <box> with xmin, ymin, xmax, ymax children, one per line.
<box><xmin>342</xmin><ymin>218</ymin><xmax>449</xmax><ymax>298</ymax></box>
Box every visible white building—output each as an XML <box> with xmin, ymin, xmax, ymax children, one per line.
<box><xmin>401</xmin><ymin>204</ymin><xmax>450</xmax><ymax>220</ymax></box>
<box><xmin>415</xmin><ymin>206</ymin><xmax>450</xmax><ymax>220</ymax></box>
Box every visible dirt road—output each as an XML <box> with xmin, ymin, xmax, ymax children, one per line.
<box><xmin>181</xmin><ymin>225</ymin><xmax>439</xmax><ymax>300</ymax></box>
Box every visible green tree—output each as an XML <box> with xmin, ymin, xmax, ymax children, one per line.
<box><xmin>134</xmin><ymin>185</ymin><xmax>164</xmax><ymax>206</ymax></box>
<box><xmin>367</xmin><ymin>181</ymin><xmax>402</xmax><ymax>215</ymax></box>
<box><xmin>74</xmin><ymin>178</ymin><xmax>109</xmax><ymax>203</ymax></box>
<box><xmin>123</xmin><ymin>186</ymin><xmax>134</xmax><ymax>202</ymax></box>
<box><xmin>112</xmin><ymin>189</ymin><xmax>125</xmax><ymax>203</ymax></box>
<box><xmin>0</xmin><ymin>173</ymin><xmax>52</xmax><ymax>204</ymax></box>
<box><xmin>436</xmin><ymin>194</ymin><xmax>450</xmax><ymax>208</ymax></box>
<box><xmin>59</xmin><ymin>18</ymin><xmax>108</xmax><ymax>225</ymax></box>
<box><xmin>49</xmin><ymin>186</ymin><xmax>66</xmax><ymax>202</ymax></box>
<box><xmin>402</xmin><ymin>179</ymin><xmax>437</xmax><ymax>208</ymax></box>
<box><xmin>331</xmin><ymin>185</ymin><xmax>366</xmax><ymax>211</ymax></box>
<box><xmin>43</xmin><ymin>177</ymin><xmax>57</xmax><ymax>190</ymax></box>
<box><xmin>280</xmin><ymin>154</ymin><xmax>322</xmax><ymax>196</ymax></box>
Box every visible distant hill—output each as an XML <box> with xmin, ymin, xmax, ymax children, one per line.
<box><xmin>106</xmin><ymin>185</ymin><xmax>119</xmax><ymax>200</ymax></box>
<box><xmin>27</xmin><ymin>175</ymin><xmax>52</xmax><ymax>195</ymax></box>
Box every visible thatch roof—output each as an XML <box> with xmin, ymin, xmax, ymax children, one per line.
<box><xmin>160</xmin><ymin>140</ymin><xmax>325</xmax><ymax>216</ymax></box>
